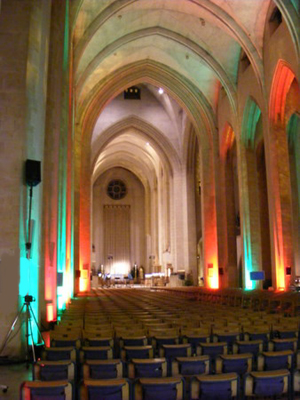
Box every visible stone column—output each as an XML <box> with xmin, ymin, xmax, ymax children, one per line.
<box><xmin>201</xmin><ymin>141</ymin><xmax>219</xmax><ymax>289</ymax></box>
<box><xmin>238</xmin><ymin>141</ymin><xmax>263</xmax><ymax>289</ymax></box>
<box><xmin>267</xmin><ymin>121</ymin><xmax>294</xmax><ymax>289</ymax></box>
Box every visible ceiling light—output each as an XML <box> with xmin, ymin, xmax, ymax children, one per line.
<box><xmin>146</xmin><ymin>142</ymin><xmax>150</xmax><ymax>146</ymax></box>
<box><xmin>158</xmin><ymin>88</ymin><xmax>164</xmax><ymax>95</ymax></box>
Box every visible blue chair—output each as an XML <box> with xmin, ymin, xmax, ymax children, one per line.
<box><xmin>212</xmin><ymin>330</ymin><xmax>241</xmax><ymax>347</ymax></box>
<box><xmin>33</xmin><ymin>360</ymin><xmax>75</xmax><ymax>382</ymax></box>
<box><xmin>79</xmin><ymin>346</ymin><xmax>113</xmax><ymax>362</ymax></box>
<box><xmin>119</xmin><ymin>336</ymin><xmax>148</xmax><ymax>347</ymax></box>
<box><xmin>121</xmin><ymin>345</ymin><xmax>154</xmax><ymax>361</ymax></box>
<box><xmin>197</xmin><ymin>342</ymin><xmax>228</xmax><ymax>359</ymax></box>
<box><xmin>82</xmin><ymin>359</ymin><xmax>123</xmax><ymax>379</ymax></box>
<box><xmin>83</xmin><ymin>336</ymin><xmax>114</xmax><ymax>347</ymax></box>
<box><xmin>20</xmin><ymin>380</ymin><xmax>72</xmax><ymax>400</ymax></box>
<box><xmin>215</xmin><ymin>353</ymin><xmax>252</xmax><ymax>375</ymax></box>
<box><xmin>257</xmin><ymin>350</ymin><xmax>293</xmax><ymax>371</ymax></box>
<box><xmin>190</xmin><ymin>373</ymin><xmax>239</xmax><ymax>400</ymax></box>
<box><xmin>272</xmin><ymin>323</ymin><xmax>298</xmax><ymax>339</ymax></box>
<box><xmin>233</xmin><ymin>340</ymin><xmax>263</xmax><ymax>356</ymax></box>
<box><xmin>159</xmin><ymin>344</ymin><xmax>192</xmax><ymax>360</ymax></box>
<box><xmin>160</xmin><ymin>343</ymin><xmax>192</xmax><ymax>375</ymax></box>
<box><xmin>152</xmin><ymin>336</ymin><xmax>180</xmax><ymax>350</ymax></box>
<box><xmin>134</xmin><ymin>376</ymin><xmax>184</xmax><ymax>400</ymax></box>
<box><xmin>79</xmin><ymin>378</ymin><xmax>130</xmax><ymax>400</ymax></box>
<box><xmin>244</xmin><ymin>369</ymin><xmax>291</xmax><ymax>398</ymax></box>
<box><xmin>268</xmin><ymin>338</ymin><xmax>298</xmax><ymax>352</ymax></box>
<box><xmin>41</xmin><ymin>346</ymin><xmax>77</xmax><ymax>362</ymax></box>
<box><xmin>128</xmin><ymin>358</ymin><xmax>167</xmax><ymax>378</ymax></box>
<box><xmin>182</xmin><ymin>334</ymin><xmax>210</xmax><ymax>354</ymax></box>
<box><xmin>50</xmin><ymin>332</ymin><xmax>81</xmax><ymax>349</ymax></box>
<box><xmin>172</xmin><ymin>355</ymin><xmax>210</xmax><ymax>376</ymax></box>
<box><xmin>243</xmin><ymin>326</ymin><xmax>270</xmax><ymax>350</ymax></box>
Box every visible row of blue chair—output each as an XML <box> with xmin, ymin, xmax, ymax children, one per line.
<box><xmin>21</xmin><ymin>369</ymin><xmax>293</xmax><ymax>399</ymax></box>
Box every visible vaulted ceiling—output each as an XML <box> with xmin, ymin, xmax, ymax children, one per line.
<box><xmin>70</xmin><ymin>0</ymin><xmax>279</xmax><ymax>182</ymax></box>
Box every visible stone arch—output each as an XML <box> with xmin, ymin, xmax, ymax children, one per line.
<box><xmin>91</xmin><ymin>115</ymin><xmax>181</xmax><ymax>175</ymax></box>
<box><xmin>74</xmin><ymin>60</ymin><xmax>220</xmax><ymax>291</ymax></box>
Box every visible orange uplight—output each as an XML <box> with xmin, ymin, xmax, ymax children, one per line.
<box><xmin>46</xmin><ymin>303</ymin><xmax>54</xmax><ymax>322</ymax></box>
<box><xmin>276</xmin><ymin>262</ymin><xmax>286</xmax><ymax>291</ymax></box>
<box><xmin>269</xmin><ymin>61</ymin><xmax>295</xmax><ymax>124</ymax></box>
<box><xmin>207</xmin><ymin>262</ymin><xmax>219</xmax><ymax>289</ymax></box>
<box><xmin>79</xmin><ymin>277</ymin><xmax>88</xmax><ymax>292</ymax></box>
<box><xmin>209</xmin><ymin>274</ymin><xmax>219</xmax><ymax>289</ymax></box>
<box><xmin>220</xmin><ymin>123</ymin><xmax>235</xmax><ymax>159</ymax></box>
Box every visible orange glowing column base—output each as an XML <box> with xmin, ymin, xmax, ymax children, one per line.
<box><xmin>207</xmin><ymin>263</ymin><xmax>219</xmax><ymax>289</ymax></box>
<box><xmin>46</xmin><ymin>303</ymin><xmax>54</xmax><ymax>322</ymax></box>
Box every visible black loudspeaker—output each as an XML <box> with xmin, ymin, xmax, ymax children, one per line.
<box><xmin>25</xmin><ymin>159</ymin><xmax>41</xmax><ymax>186</ymax></box>
<box><xmin>57</xmin><ymin>272</ymin><xmax>64</xmax><ymax>287</ymax></box>
<box><xmin>219</xmin><ymin>268</ymin><xmax>224</xmax><ymax>275</ymax></box>
<box><xmin>286</xmin><ymin>267</ymin><xmax>291</xmax><ymax>275</ymax></box>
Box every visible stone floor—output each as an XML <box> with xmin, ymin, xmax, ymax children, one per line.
<box><xmin>0</xmin><ymin>362</ymin><xmax>31</xmax><ymax>399</ymax></box>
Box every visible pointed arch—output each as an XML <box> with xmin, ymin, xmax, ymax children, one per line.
<box><xmin>241</xmin><ymin>97</ymin><xmax>262</xmax><ymax>149</ymax></box>
<box><xmin>269</xmin><ymin>60</ymin><xmax>297</xmax><ymax>124</ymax></box>
<box><xmin>91</xmin><ymin>116</ymin><xmax>181</xmax><ymax>174</ymax></box>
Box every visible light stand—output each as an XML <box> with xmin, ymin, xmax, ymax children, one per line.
<box><xmin>0</xmin><ymin>295</ymin><xmax>44</xmax><ymax>368</ymax></box>
<box><xmin>26</xmin><ymin>184</ymin><xmax>33</xmax><ymax>258</ymax></box>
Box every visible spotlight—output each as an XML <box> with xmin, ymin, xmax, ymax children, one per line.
<box><xmin>158</xmin><ymin>87</ymin><xmax>164</xmax><ymax>94</ymax></box>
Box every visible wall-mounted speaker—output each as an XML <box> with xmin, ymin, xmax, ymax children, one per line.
<box><xmin>57</xmin><ymin>272</ymin><xmax>63</xmax><ymax>287</ymax></box>
<box><xmin>25</xmin><ymin>159</ymin><xmax>41</xmax><ymax>187</ymax></box>
<box><xmin>286</xmin><ymin>267</ymin><xmax>291</xmax><ymax>275</ymax></box>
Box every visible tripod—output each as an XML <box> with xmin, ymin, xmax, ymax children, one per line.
<box><xmin>0</xmin><ymin>295</ymin><xmax>44</xmax><ymax>368</ymax></box>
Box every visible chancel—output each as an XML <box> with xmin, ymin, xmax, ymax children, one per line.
<box><xmin>0</xmin><ymin>0</ymin><xmax>299</xmax><ymax>398</ymax></box>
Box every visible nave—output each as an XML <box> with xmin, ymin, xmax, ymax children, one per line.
<box><xmin>2</xmin><ymin>288</ymin><xmax>299</xmax><ymax>400</ymax></box>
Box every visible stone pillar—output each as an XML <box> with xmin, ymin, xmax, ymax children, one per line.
<box><xmin>238</xmin><ymin>142</ymin><xmax>263</xmax><ymax>289</ymax></box>
<box><xmin>290</xmin><ymin>120</ymin><xmax>300</xmax><ymax>276</ymax></box>
<box><xmin>73</xmin><ymin>123</ymin><xmax>81</xmax><ymax>294</ymax></box>
<box><xmin>186</xmin><ymin>161</ymin><xmax>198</xmax><ymax>285</ymax></box>
<box><xmin>172</xmin><ymin>169</ymin><xmax>190</xmax><ymax>273</ymax></box>
<box><xmin>25</xmin><ymin>0</ymin><xmax>51</xmax><ymax>328</ymax></box>
<box><xmin>201</xmin><ymin>141</ymin><xmax>219</xmax><ymax>289</ymax></box>
<box><xmin>256</xmin><ymin>144</ymin><xmax>272</xmax><ymax>286</ymax></box>
<box><xmin>78</xmin><ymin>137</ymin><xmax>91</xmax><ymax>292</ymax></box>
<box><xmin>267</xmin><ymin>121</ymin><xmax>294</xmax><ymax>289</ymax></box>
<box><xmin>43</xmin><ymin>2</ymin><xmax>73</xmax><ymax>314</ymax></box>
<box><xmin>224</xmin><ymin>152</ymin><xmax>239</xmax><ymax>287</ymax></box>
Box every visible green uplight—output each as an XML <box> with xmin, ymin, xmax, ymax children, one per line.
<box><xmin>57</xmin><ymin>0</ymin><xmax>71</xmax><ymax>312</ymax></box>
<box><xmin>241</xmin><ymin>98</ymin><xmax>261</xmax><ymax>149</ymax></box>
<box><xmin>241</xmin><ymin>97</ymin><xmax>262</xmax><ymax>290</ymax></box>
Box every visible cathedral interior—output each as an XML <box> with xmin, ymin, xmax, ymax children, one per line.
<box><xmin>0</xmin><ymin>0</ymin><xmax>299</xmax><ymax>398</ymax></box>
